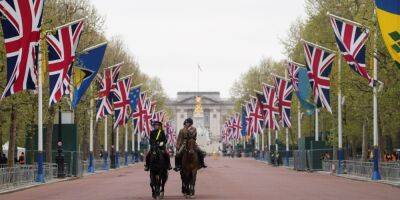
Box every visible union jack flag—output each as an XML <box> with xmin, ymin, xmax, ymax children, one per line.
<box><xmin>303</xmin><ymin>41</ymin><xmax>336</xmax><ymax>113</ymax></box>
<box><xmin>47</xmin><ymin>19</ymin><xmax>84</xmax><ymax>106</ymax></box>
<box><xmin>149</xmin><ymin>100</ymin><xmax>157</xmax><ymax>123</ymax></box>
<box><xmin>165</xmin><ymin>121</ymin><xmax>176</xmax><ymax>146</ymax></box>
<box><xmin>245</xmin><ymin>101</ymin><xmax>254</xmax><ymax>136</ymax></box>
<box><xmin>249</xmin><ymin>96</ymin><xmax>263</xmax><ymax>136</ymax></box>
<box><xmin>112</xmin><ymin>76</ymin><xmax>132</xmax><ymax>128</ymax></box>
<box><xmin>221</xmin><ymin>122</ymin><xmax>229</xmax><ymax>144</ymax></box>
<box><xmin>153</xmin><ymin>111</ymin><xmax>165</xmax><ymax>124</ymax></box>
<box><xmin>96</xmin><ymin>63</ymin><xmax>122</xmax><ymax>121</ymax></box>
<box><xmin>0</xmin><ymin>0</ymin><xmax>44</xmax><ymax>98</ymax></box>
<box><xmin>255</xmin><ymin>92</ymin><xmax>267</xmax><ymax>132</ymax></box>
<box><xmin>273</xmin><ymin>76</ymin><xmax>294</xmax><ymax>128</ymax></box>
<box><xmin>141</xmin><ymin>93</ymin><xmax>152</xmax><ymax>138</ymax></box>
<box><xmin>227</xmin><ymin>116</ymin><xmax>235</xmax><ymax>140</ymax></box>
<box><xmin>329</xmin><ymin>15</ymin><xmax>373</xmax><ymax>86</ymax></box>
<box><xmin>131</xmin><ymin>92</ymin><xmax>147</xmax><ymax>136</ymax></box>
<box><xmin>262</xmin><ymin>83</ymin><xmax>280</xmax><ymax>130</ymax></box>
<box><xmin>286</xmin><ymin>61</ymin><xmax>305</xmax><ymax>92</ymax></box>
<box><xmin>231</xmin><ymin>113</ymin><xmax>242</xmax><ymax>140</ymax></box>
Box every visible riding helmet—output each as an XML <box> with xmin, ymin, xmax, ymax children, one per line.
<box><xmin>152</xmin><ymin>121</ymin><xmax>162</xmax><ymax>126</ymax></box>
<box><xmin>184</xmin><ymin>118</ymin><xmax>193</xmax><ymax>125</ymax></box>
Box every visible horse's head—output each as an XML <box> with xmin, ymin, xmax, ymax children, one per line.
<box><xmin>186</xmin><ymin>138</ymin><xmax>197</xmax><ymax>154</ymax></box>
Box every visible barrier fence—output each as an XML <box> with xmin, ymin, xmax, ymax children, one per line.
<box><xmin>322</xmin><ymin>160</ymin><xmax>400</xmax><ymax>182</ymax></box>
<box><xmin>0</xmin><ymin>163</ymin><xmax>57</xmax><ymax>191</ymax></box>
<box><xmin>255</xmin><ymin>150</ymin><xmax>400</xmax><ymax>182</ymax></box>
<box><xmin>82</xmin><ymin>153</ymin><xmax>141</xmax><ymax>174</ymax></box>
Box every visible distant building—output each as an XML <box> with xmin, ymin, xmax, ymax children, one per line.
<box><xmin>167</xmin><ymin>92</ymin><xmax>234</xmax><ymax>152</ymax></box>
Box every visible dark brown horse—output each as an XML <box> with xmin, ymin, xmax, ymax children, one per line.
<box><xmin>180</xmin><ymin>138</ymin><xmax>199</xmax><ymax>198</ymax></box>
<box><xmin>149</xmin><ymin>143</ymin><xmax>168</xmax><ymax>199</ymax></box>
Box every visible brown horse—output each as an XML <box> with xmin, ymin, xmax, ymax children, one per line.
<box><xmin>180</xmin><ymin>138</ymin><xmax>199</xmax><ymax>198</ymax></box>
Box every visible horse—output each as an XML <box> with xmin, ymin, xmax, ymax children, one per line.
<box><xmin>148</xmin><ymin>142</ymin><xmax>169</xmax><ymax>199</ymax></box>
<box><xmin>180</xmin><ymin>138</ymin><xmax>200</xmax><ymax>198</ymax></box>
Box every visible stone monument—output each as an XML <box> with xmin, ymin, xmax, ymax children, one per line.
<box><xmin>192</xmin><ymin>96</ymin><xmax>211</xmax><ymax>151</ymax></box>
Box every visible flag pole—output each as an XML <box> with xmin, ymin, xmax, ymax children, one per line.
<box><xmin>268</xmin><ymin>128</ymin><xmax>271</xmax><ymax>151</ymax></box>
<box><xmin>103</xmin><ymin>117</ymin><xmax>109</xmax><ymax>170</ymax></box>
<box><xmin>36</xmin><ymin>32</ymin><xmax>45</xmax><ymax>183</ymax></box>
<box><xmin>243</xmin><ymin>137</ymin><xmax>246</xmax><ymax>153</ymax></box>
<box><xmin>116</xmin><ymin>126</ymin><xmax>120</xmax><ymax>168</ymax></box>
<box><xmin>297</xmin><ymin>104</ymin><xmax>301</xmax><ymax>139</ymax></box>
<box><xmin>261</xmin><ymin>130</ymin><xmax>265</xmax><ymax>152</ymax></box>
<box><xmin>285</xmin><ymin>128</ymin><xmax>289</xmax><ymax>166</ymax></box>
<box><xmin>315</xmin><ymin>109</ymin><xmax>319</xmax><ymax>141</ymax></box>
<box><xmin>285</xmin><ymin>71</ymin><xmax>289</xmax><ymax>166</ymax></box>
<box><xmin>131</xmin><ymin>122</ymin><xmax>135</xmax><ymax>163</ymax></box>
<box><xmin>137</xmin><ymin>131</ymin><xmax>141</xmax><ymax>160</ymax></box>
<box><xmin>124</xmin><ymin>124</ymin><xmax>128</xmax><ymax>166</ymax></box>
<box><xmin>372</xmin><ymin>9</ymin><xmax>381</xmax><ymax>180</ymax></box>
<box><xmin>275</xmin><ymin>129</ymin><xmax>279</xmax><ymax>165</ymax></box>
<box><xmin>88</xmin><ymin>86</ymin><xmax>95</xmax><ymax>173</ymax></box>
<box><xmin>337</xmin><ymin>54</ymin><xmax>344</xmax><ymax>174</ymax></box>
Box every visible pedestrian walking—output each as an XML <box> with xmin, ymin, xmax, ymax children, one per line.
<box><xmin>18</xmin><ymin>152</ymin><xmax>25</xmax><ymax>165</ymax></box>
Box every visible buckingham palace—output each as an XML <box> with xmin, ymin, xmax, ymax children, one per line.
<box><xmin>166</xmin><ymin>92</ymin><xmax>234</xmax><ymax>152</ymax></box>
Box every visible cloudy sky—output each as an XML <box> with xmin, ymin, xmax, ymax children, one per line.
<box><xmin>90</xmin><ymin>0</ymin><xmax>305</xmax><ymax>98</ymax></box>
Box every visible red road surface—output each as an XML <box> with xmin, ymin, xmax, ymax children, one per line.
<box><xmin>1</xmin><ymin>157</ymin><xmax>399</xmax><ymax>200</ymax></box>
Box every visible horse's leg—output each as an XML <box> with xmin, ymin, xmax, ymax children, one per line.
<box><xmin>160</xmin><ymin>170</ymin><xmax>167</xmax><ymax>199</ymax></box>
<box><xmin>156</xmin><ymin>175</ymin><xmax>161</xmax><ymax>197</ymax></box>
<box><xmin>150</xmin><ymin>172</ymin><xmax>156</xmax><ymax>199</ymax></box>
<box><xmin>180</xmin><ymin>171</ymin><xmax>186</xmax><ymax>195</ymax></box>
<box><xmin>191</xmin><ymin>170</ymin><xmax>197</xmax><ymax>196</ymax></box>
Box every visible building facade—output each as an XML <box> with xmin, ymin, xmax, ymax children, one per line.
<box><xmin>167</xmin><ymin>92</ymin><xmax>234</xmax><ymax>152</ymax></box>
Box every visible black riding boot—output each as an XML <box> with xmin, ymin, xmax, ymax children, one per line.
<box><xmin>198</xmin><ymin>151</ymin><xmax>207</xmax><ymax>168</ymax></box>
<box><xmin>144</xmin><ymin>154</ymin><xmax>150</xmax><ymax>171</ymax></box>
<box><xmin>174</xmin><ymin>155</ymin><xmax>181</xmax><ymax>171</ymax></box>
<box><xmin>165</xmin><ymin>153</ymin><xmax>172</xmax><ymax>170</ymax></box>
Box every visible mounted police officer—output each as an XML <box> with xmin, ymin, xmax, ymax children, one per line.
<box><xmin>144</xmin><ymin>121</ymin><xmax>172</xmax><ymax>171</ymax></box>
<box><xmin>173</xmin><ymin>118</ymin><xmax>207</xmax><ymax>171</ymax></box>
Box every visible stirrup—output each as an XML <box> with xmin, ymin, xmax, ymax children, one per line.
<box><xmin>173</xmin><ymin>166</ymin><xmax>181</xmax><ymax>172</ymax></box>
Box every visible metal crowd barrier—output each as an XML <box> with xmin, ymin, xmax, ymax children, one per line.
<box><xmin>0</xmin><ymin>163</ymin><xmax>57</xmax><ymax>191</ymax></box>
<box><xmin>380</xmin><ymin>162</ymin><xmax>400</xmax><ymax>182</ymax></box>
<box><xmin>82</xmin><ymin>159</ymin><xmax>106</xmax><ymax>174</ymax></box>
<box><xmin>288</xmin><ymin>157</ymin><xmax>294</xmax><ymax>168</ymax></box>
<box><xmin>322</xmin><ymin>160</ymin><xmax>400</xmax><ymax>182</ymax></box>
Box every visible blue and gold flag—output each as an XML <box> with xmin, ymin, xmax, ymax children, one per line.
<box><xmin>375</xmin><ymin>0</ymin><xmax>400</xmax><ymax>69</ymax></box>
<box><xmin>297</xmin><ymin>67</ymin><xmax>315</xmax><ymax>115</ymax></box>
<box><xmin>72</xmin><ymin>42</ymin><xmax>107</xmax><ymax>109</ymax></box>
<box><xmin>241</xmin><ymin>105</ymin><xmax>247</xmax><ymax>137</ymax></box>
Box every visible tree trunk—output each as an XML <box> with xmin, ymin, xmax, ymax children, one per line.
<box><xmin>82</xmin><ymin>115</ymin><xmax>89</xmax><ymax>161</ymax></box>
<box><xmin>7</xmin><ymin>105</ymin><xmax>17</xmax><ymax>167</ymax></box>
<box><xmin>28</xmin><ymin>129</ymin><xmax>35</xmax><ymax>164</ymax></box>
<box><xmin>361</xmin><ymin>120</ymin><xmax>368</xmax><ymax>161</ymax></box>
<box><xmin>45</xmin><ymin>106</ymin><xmax>55</xmax><ymax>163</ymax></box>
